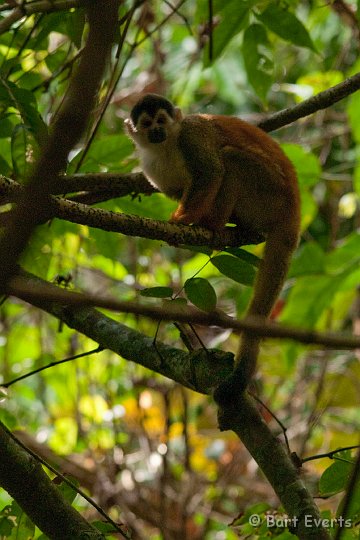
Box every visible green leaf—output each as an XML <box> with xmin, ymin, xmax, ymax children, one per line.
<box><xmin>243</xmin><ymin>24</ymin><xmax>273</xmax><ymax>100</ymax></box>
<box><xmin>257</xmin><ymin>5</ymin><xmax>316</xmax><ymax>51</ymax></box>
<box><xmin>0</xmin><ymin>508</ymin><xmax>14</xmax><ymax>536</ymax></box>
<box><xmin>299</xmin><ymin>190</ymin><xmax>317</xmax><ymax>230</ymax></box>
<box><xmin>347</xmin><ymin>92</ymin><xmax>360</xmax><ymax>144</ymax></box>
<box><xmin>297</xmin><ymin>71</ymin><xmax>344</xmax><ymax>96</ymax></box>
<box><xmin>184</xmin><ymin>277</ymin><xmax>217</xmax><ymax>312</ymax></box>
<box><xmin>211</xmin><ymin>254</ymin><xmax>256</xmax><ymax>285</ymax></box>
<box><xmin>224</xmin><ymin>247</ymin><xmax>260</xmax><ymax>267</ymax></box>
<box><xmin>0</xmin><ymin>80</ymin><xmax>47</xmax><ymax>145</ymax></box>
<box><xmin>64</xmin><ymin>10</ymin><xmax>86</xmax><ymax>49</ymax></box>
<box><xmin>354</xmin><ymin>160</ymin><xmax>360</xmax><ymax>199</ymax></box>
<box><xmin>11</xmin><ymin>124</ymin><xmax>39</xmax><ymax>181</ymax></box>
<box><xmin>115</xmin><ymin>192</ymin><xmax>176</xmax><ymax>221</ymax></box>
<box><xmin>92</xmin><ymin>520</ymin><xmax>119</xmax><ymax>533</ymax></box>
<box><xmin>280</xmin><ymin>267</ymin><xmax>354</xmax><ymax>328</ymax></box>
<box><xmin>288</xmin><ymin>242</ymin><xmax>325</xmax><ymax>278</ymax></box>
<box><xmin>54</xmin><ymin>475</ymin><xmax>79</xmax><ymax>504</ymax></box>
<box><xmin>29</xmin><ymin>13</ymin><xmax>65</xmax><ymax>50</ymax></box>
<box><xmin>182</xmin><ymin>244</ymin><xmax>213</xmax><ymax>256</ymax></box>
<box><xmin>0</xmin><ymin>117</ymin><xmax>14</xmax><ymax>138</ymax></box>
<box><xmin>0</xmin><ymin>409</ymin><xmax>17</xmax><ymax>430</ymax></box>
<box><xmin>8</xmin><ymin>501</ymin><xmax>35</xmax><ymax>540</ymax></box>
<box><xmin>281</xmin><ymin>144</ymin><xmax>321</xmax><ymax>189</ymax></box>
<box><xmin>32</xmin><ymin>12</ymin><xmax>85</xmax><ymax>50</ymax></box>
<box><xmin>197</xmin><ymin>0</ymin><xmax>256</xmax><ymax>62</ymax></box>
<box><xmin>141</xmin><ymin>287</ymin><xmax>174</xmax><ymax>298</ymax></box>
<box><xmin>325</xmin><ymin>232</ymin><xmax>360</xmax><ymax>274</ymax></box>
<box><xmin>0</xmin><ymin>136</ymin><xmax>13</xmax><ymax>172</ymax></box>
<box><xmin>69</xmin><ymin>134</ymin><xmax>133</xmax><ymax>173</ymax></box>
<box><xmin>45</xmin><ymin>49</ymin><xmax>70</xmax><ymax>73</ymax></box>
<box><xmin>0</xmin><ymin>153</ymin><xmax>11</xmax><ymax>175</ymax></box>
<box><xmin>90</xmin><ymin>227</ymin><xmax>126</xmax><ymax>259</ymax></box>
<box><xmin>319</xmin><ymin>459</ymin><xmax>352</xmax><ymax>495</ymax></box>
<box><xmin>20</xmin><ymin>226</ymin><xmax>53</xmax><ymax>279</ymax></box>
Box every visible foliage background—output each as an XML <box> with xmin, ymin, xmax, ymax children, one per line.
<box><xmin>0</xmin><ymin>0</ymin><xmax>359</xmax><ymax>538</ymax></box>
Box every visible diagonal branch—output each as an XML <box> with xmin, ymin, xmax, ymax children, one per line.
<box><xmin>217</xmin><ymin>396</ymin><xmax>331</xmax><ymax>540</ymax></box>
<box><xmin>9</xmin><ymin>270</ymin><xmax>332</xmax><ymax>540</ymax></box>
<box><xmin>0</xmin><ymin>421</ymin><xmax>105</xmax><ymax>539</ymax></box>
<box><xmin>0</xmin><ymin>0</ymin><xmax>120</xmax><ymax>292</ymax></box>
<box><xmin>9</xmin><ymin>270</ymin><xmax>234</xmax><ymax>394</ymax></box>
<box><xmin>0</xmin><ymin>0</ymin><xmax>86</xmax><ymax>35</ymax></box>
<box><xmin>259</xmin><ymin>71</ymin><xmax>360</xmax><ymax>132</ymax></box>
<box><xmin>0</xmin><ymin>176</ymin><xmax>264</xmax><ymax>249</ymax></box>
<box><xmin>8</xmin><ymin>271</ymin><xmax>360</xmax><ymax>351</ymax></box>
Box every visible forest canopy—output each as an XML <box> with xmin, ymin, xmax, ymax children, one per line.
<box><xmin>0</xmin><ymin>1</ymin><xmax>359</xmax><ymax>539</ymax></box>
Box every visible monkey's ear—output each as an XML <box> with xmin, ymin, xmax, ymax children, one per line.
<box><xmin>124</xmin><ymin>118</ymin><xmax>136</xmax><ymax>134</ymax></box>
<box><xmin>174</xmin><ymin>107</ymin><xmax>183</xmax><ymax>121</ymax></box>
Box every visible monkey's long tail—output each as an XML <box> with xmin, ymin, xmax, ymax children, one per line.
<box><xmin>236</xmin><ymin>223</ymin><xmax>299</xmax><ymax>386</ymax></box>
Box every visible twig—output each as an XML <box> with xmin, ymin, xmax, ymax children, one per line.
<box><xmin>250</xmin><ymin>391</ymin><xmax>292</xmax><ymax>455</ymax></box>
<box><xmin>8</xmin><ymin>271</ymin><xmax>360</xmax><ymax>351</ymax></box>
<box><xmin>259</xmin><ymin>72</ymin><xmax>360</xmax><ymax>132</ymax></box>
<box><xmin>74</xmin><ymin>0</ymin><xmax>142</xmax><ymax>171</ymax></box>
<box><xmin>3</xmin><ymin>346</ymin><xmax>103</xmax><ymax>387</ymax></box>
<box><xmin>0</xmin><ymin>0</ymin><xmax>85</xmax><ymax>35</ymax></box>
<box><xmin>0</xmin><ymin>422</ymin><xmax>130</xmax><ymax>538</ymax></box>
<box><xmin>302</xmin><ymin>445</ymin><xmax>360</xmax><ymax>463</ymax></box>
<box><xmin>0</xmin><ymin>172</ymin><xmax>154</xmax><ymax>200</ymax></box>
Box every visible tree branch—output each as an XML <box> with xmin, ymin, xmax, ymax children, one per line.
<box><xmin>0</xmin><ymin>2</ymin><xmax>121</xmax><ymax>537</ymax></box>
<box><xmin>217</xmin><ymin>396</ymin><xmax>331</xmax><ymax>540</ymax></box>
<box><xmin>0</xmin><ymin>421</ymin><xmax>106</xmax><ymax>540</ymax></box>
<box><xmin>9</xmin><ymin>271</ymin><xmax>234</xmax><ymax>394</ymax></box>
<box><xmin>0</xmin><ymin>0</ymin><xmax>119</xmax><ymax>292</ymax></box>
<box><xmin>0</xmin><ymin>176</ymin><xmax>264</xmax><ymax>249</ymax></box>
<box><xmin>0</xmin><ymin>0</ymin><xmax>86</xmax><ymax>35</ymax></box>
<box><xmin>8</xmin><ymin>271</ymin><xmax>360</xmax><ymax>351</ymax></box>
<box><xmin>258</xmin><ymin>72</ymin><xmax>360</xmax><ymax>132</ymax></box>
<box><xmin>8</xmin><ymin>270</ymin><xmax>332</xmax><ymax>540</ymax></box>
<box><xmin>0</xmin><ymin>172</ymin><xmax>154</xmax><ymax>204</ymax></box>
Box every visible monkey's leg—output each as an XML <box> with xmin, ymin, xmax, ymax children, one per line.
<box><xmin>171</xmin><ymin>174</ymin><xmax>223</xmax><ymax>226</ymax></box>
<box><xmin>201</xmin><ymin>146</ymin><xmax>291</xmax><ymax>230</ymax></box>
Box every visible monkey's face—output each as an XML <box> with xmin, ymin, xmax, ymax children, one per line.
<box><xmin>125</xmin><ymin>94</ymin><xmax>183</xmax><ymax>148</ymax></box>
<box><xmin>125</xmin><ymin>108</ymin><xmax>178</xmax><ymax>147</ymax></box>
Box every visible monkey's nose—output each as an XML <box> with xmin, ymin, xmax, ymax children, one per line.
<box><xmin>148</xmin><ymin>127</ymin><xmax>166</xmax><ymax>143</ymax></box>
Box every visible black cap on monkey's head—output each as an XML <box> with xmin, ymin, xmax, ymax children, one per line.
<box><xmin>130</xmin><ymin>94</ymin><xmax>175</xmax><ymax>125</ymax></box>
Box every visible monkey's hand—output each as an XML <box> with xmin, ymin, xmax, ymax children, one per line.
<box><xmin>170</xmin><ymin>202</ymin><xmax>225</xmax><ymax>230</ymax></box>
<box><xmin>170</xmin><ymin>201</ymin><xmax>206</xmax><ymax>225</ymax></box>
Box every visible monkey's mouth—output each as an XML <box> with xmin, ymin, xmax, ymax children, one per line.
<box><xmin>148</xmin><ymin>128</ymin><xmax>166</xmax><ymax>143</ymax></box>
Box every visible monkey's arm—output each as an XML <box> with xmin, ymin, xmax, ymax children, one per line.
<box><xmin>172</xmin><ymin>119</ymin><xmax>224</xmax><ymax>228</ymax></box>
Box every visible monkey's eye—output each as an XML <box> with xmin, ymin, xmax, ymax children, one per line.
<box><xmin>157</xmin><ymin>115</ymin><xmax>166</xmax><ymax>125</ymax></box>
<box><xmin>141</xmin><ymin>119</ymin><xmax>152</xmax><ymax>129</ymax></box>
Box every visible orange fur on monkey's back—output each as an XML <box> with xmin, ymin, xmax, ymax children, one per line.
<box><xmin>200</xmin><ymin>114</ymin><xmax>298</xmax><ymax>189</ymax></box>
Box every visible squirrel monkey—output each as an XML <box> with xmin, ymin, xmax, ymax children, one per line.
<box><xmin>125</xmin><ymin>94</ymin><xmax>300</xmax><ymax>402</ymax></box>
